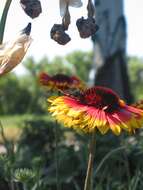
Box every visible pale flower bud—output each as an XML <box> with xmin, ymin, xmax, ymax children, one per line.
<box><xmin>0</xmin><ymin>23</ymin><xmax>32</xmax><ymax>76</ymax></box>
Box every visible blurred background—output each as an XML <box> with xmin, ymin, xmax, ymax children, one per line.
<box><xmin>1</xmin><ymin>0</ymin><xmax>143</xmax><ymax>190</ymax></box>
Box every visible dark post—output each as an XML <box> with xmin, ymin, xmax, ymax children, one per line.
<box><xmin>92</xmin><ymin>0</ymin><xmax>133</xmax><ymax>103</ymax></box>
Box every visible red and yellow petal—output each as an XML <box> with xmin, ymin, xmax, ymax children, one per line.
<box><xmin>48</xmin><ymin>95</ymin><xmax>143</xmax><ymax>135</ymax></box>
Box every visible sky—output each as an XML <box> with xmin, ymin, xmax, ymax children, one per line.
<box><xmin>1</xmin><ymin>0</ymin><xmax>143</xmax><ymax>73</ymax></box>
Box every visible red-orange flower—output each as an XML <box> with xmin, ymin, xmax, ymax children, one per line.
<box><xmin>48</xmin><ymin>86</ymin><xmax>143</xmax><ymax>135</ymax></box>
<box><xmin>39</xmin><ymin>72</ymin><xmax>85</xmax><ymax>91</ymax></box>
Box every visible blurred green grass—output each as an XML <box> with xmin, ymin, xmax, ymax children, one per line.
<box><xmin>0</xmin><ymin>114</ymin><xmax>51</xmax><ymax>128</ymax></box>
<box><xmin>0</xmin><ymin>114</ymin><xmax>52</xmax><ymax>141</ymax></box>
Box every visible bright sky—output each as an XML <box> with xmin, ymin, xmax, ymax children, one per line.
<box><xmin>0</xmin><ymin>0</ymin><xmax>143</xmax><ymax>73</ymax></box>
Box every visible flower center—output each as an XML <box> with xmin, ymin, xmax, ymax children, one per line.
<box><xmin>79</xmin><ymin>87</ymin><xmax>121</xmax><ymax>113</ymax></box>
<box><xmin>52</xmin><ymin>74</ymin><xmax>72</xmax><ymax>83</ymax></box>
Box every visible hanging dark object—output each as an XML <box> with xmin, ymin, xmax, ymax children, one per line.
<box><xmin>50</xmin><ymin>24</ymin><xmax>71</xmax><ymax>45</ymax></box>
<box><xmin>76</xmin><ymin>17</ymin><xmax>99</xmax><ymax>38</ymax></box>
<box><xmin>20</xmin><ymin>0</ymin><xmax>42</xmax><ymax>19</ymax></box>
<box><xmin>50</xmin><ymin>3</ymin><xmax>71</xmax><ymax>45</ymax></box>
<box><xmin>76</xmin><ymin>0</ymin><xmax>99</xmax><ymax>38</ymax></box>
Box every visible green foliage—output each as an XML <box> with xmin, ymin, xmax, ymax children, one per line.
<box><xmin>23</xmin><ymin>51</ymin><xmax>93</xmax><ymax>81</ymax></box>
<box><xmin>0</xmin><ymin>61</ymin><xmax>33</xmax><ymax>115</ymax></box>
<box><xmin>128</xmin><ymin>56</ymin><xmax>143</xmax><ymax>100</ymax></box>
<box><xmin>0</xmin><ymin>117</ymin><xmax>88</xmax><ymax>189</ymax></box>
<box><xmin>0</xmin><ymin>117</ymin><xmax>143</xmax><ymax>190</ymax></box>
<box><xmin>65</xmin><ymin>51</ymin><xmax>93</xmax><ymax>81</ymax></box>
<box><xmin>1</xmin><ymin>116</ymin><xmax>143</xmax><ymax>189</ymax></box>
<box><xmin>0</xmin><ymin>74</ymin><xmax>32</xmax><ymax>114</ymax></box>
<box><xmin>14</xmin><ymin>168</ymin><xmax>36</xmax><ymax>183</ymax></box>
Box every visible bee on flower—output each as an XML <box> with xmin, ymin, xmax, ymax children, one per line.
<box><xmin>39</xmin><ymin>72</ymin><xmax>85</xmax><ymax>91</ymax></box>
<box><xmin>48</xmin><ymin>86</ymin><xmax>143</xmax><ymax>135</ymax></box>
<box><xmin>0</xmin><ymin>23</ymin><xmax>32</xmax><ymax>76</ymax></box>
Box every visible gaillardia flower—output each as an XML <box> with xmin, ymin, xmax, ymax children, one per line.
<box><xmin>39</xmin><ymin>72</ymin><xmax>85</xmax><ymax>91</ymax></box>
<box><xmin>48</xmin><ymin>86</ymin><xmax>143</xmax><ymax>135</ymax></box>
<box><xmin>0</xmin><ymin>23</ymin><xmax>32</xmax><ymax>76</ymax></box>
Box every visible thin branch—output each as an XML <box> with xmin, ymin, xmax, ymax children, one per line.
<box><xmin>0</xmin><ymin>0</ymin><xmax>12</xmax><ymax>43</ymax></box>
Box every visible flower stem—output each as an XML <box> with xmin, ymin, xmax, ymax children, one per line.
<box><xmin>55</xmin><ymin>121</ymin><xmax>61</xmax><ymax>190</ymax></box>
<box><xmin>84</xmin><ymin>131</ymin><xmax>96</xmax><ymax>190</ymax></box>
<box><xmin>0</xmin><ymin>0</ymin><xmax>12</xmax><ymax>44</ymax></box>
<box><xmin>23</xmin><ymin>183</ymin><xmax>28</xmax><ymax>190</ymax></box>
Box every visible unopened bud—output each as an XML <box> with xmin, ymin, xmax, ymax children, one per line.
<box><xmin>21</xmin><ymin>23</ymin><xmax>32</xmax><ymax>35</ymax></box>
<box><xmin>20</xmin><ymin>0</ymin><xmax>42</xmax><ymax>19</ymax></box>
<box><xmin>50</xmin><ymin>24</ymin><xmax>71</xmax><ymax>45</ymax></box>
<box><xmin>76</xmin><ymin>17</ymin><xmax>99</xmax><ymax>38</ymax></box>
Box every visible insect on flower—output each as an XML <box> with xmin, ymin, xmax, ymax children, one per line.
<box><xmin>48</xmin><ymin>86</ymin><xmax>143</xmax><ymax>135</ymax></box>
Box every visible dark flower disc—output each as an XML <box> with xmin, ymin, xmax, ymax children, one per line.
<box><xmin>78</xmin><ymin>87</ymin><xmax>121</xmax><ymax>113</ymax></box>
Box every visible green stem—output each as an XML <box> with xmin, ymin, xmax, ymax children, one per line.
<box><xmin>84</xmin><ymin>131</ymin><xmax>96</xmax><ymax>190</ymax></box>
<box><xmin>23</xmin><ymin>183</ymin><xmax>28</xmax><ymax>190</ymax></box>
<box><xmin>36</xmin><ymin>169</ymin><xmax>41</xmax><ymax>190</ymax></box>
<box><xmin>0</xmin><ymin>0</ymin><xmax>12</xmax><ymax>44</ymax></box>
<box><xmin>0</xmin><ymin>121</ymin><xmax>15</xmax><ymax>190</ymax></box>
<box><xmin>10</xmin><ymin>180</ymin><xmax>15</xmax><ymax>190</ymax></box>
<box><xmin>55</xmin><ymin>121</ymin><xmax>61</xmax><ymax>190</ymax></box>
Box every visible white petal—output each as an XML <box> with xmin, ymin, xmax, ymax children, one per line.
<box><xmin>60</xmin><ymin>0</ymin><xmax>83</xmax><ymax>17</ymax></box>
<box><xmin>69</xmin><ymin>0</ymin><xmax>83</xmax><ymax>8</ymax></box>
<box><xmin>60</xmin><ymin>0</ymin><xmax>67</xmax><ymax>17</ymax></box>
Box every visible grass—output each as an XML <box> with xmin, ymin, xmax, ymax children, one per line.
<box><xmin>0</xmin><ymin>114</ymin><xmax>52</xmax><ymax>142</ymax></box>
<box><xmin>0</xmin><ymin>114</ymin><xmax>51</xmax><ymax>128</ymax></box>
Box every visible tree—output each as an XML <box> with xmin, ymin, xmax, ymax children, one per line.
<box><xmin>0</xmin><ymin>73</ymin><xmax>32</xmax><ymax>114</ymax></box>
<box><xmin>92</xmin><ymin>0</ymin><xmax>133</xmax><ymax>103</ymax></box>
<box><xmin>65</xmin><ymin>51</ymin><xmax>93</xmax><ymax>82</ymax></box>
<box><xmin>128</xmin><ymin>56</ymin><xmax>143</xmax><ymax>100</ymax></box>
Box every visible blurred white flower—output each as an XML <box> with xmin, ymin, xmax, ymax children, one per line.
<box><xmin>0</xmin><ymin>24</ymin><xmax>32</xmax><ymax>76</ymax></box>
<box><xmin>60</xmin><ymin>0</ymin><xmax>83</xmax><ymax>17</ymax></box>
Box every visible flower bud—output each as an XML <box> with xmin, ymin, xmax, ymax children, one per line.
<box><xmin>0</xmin><ymin>23</ymin><xmax>32</xmax><ymax>76</ymax></box>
